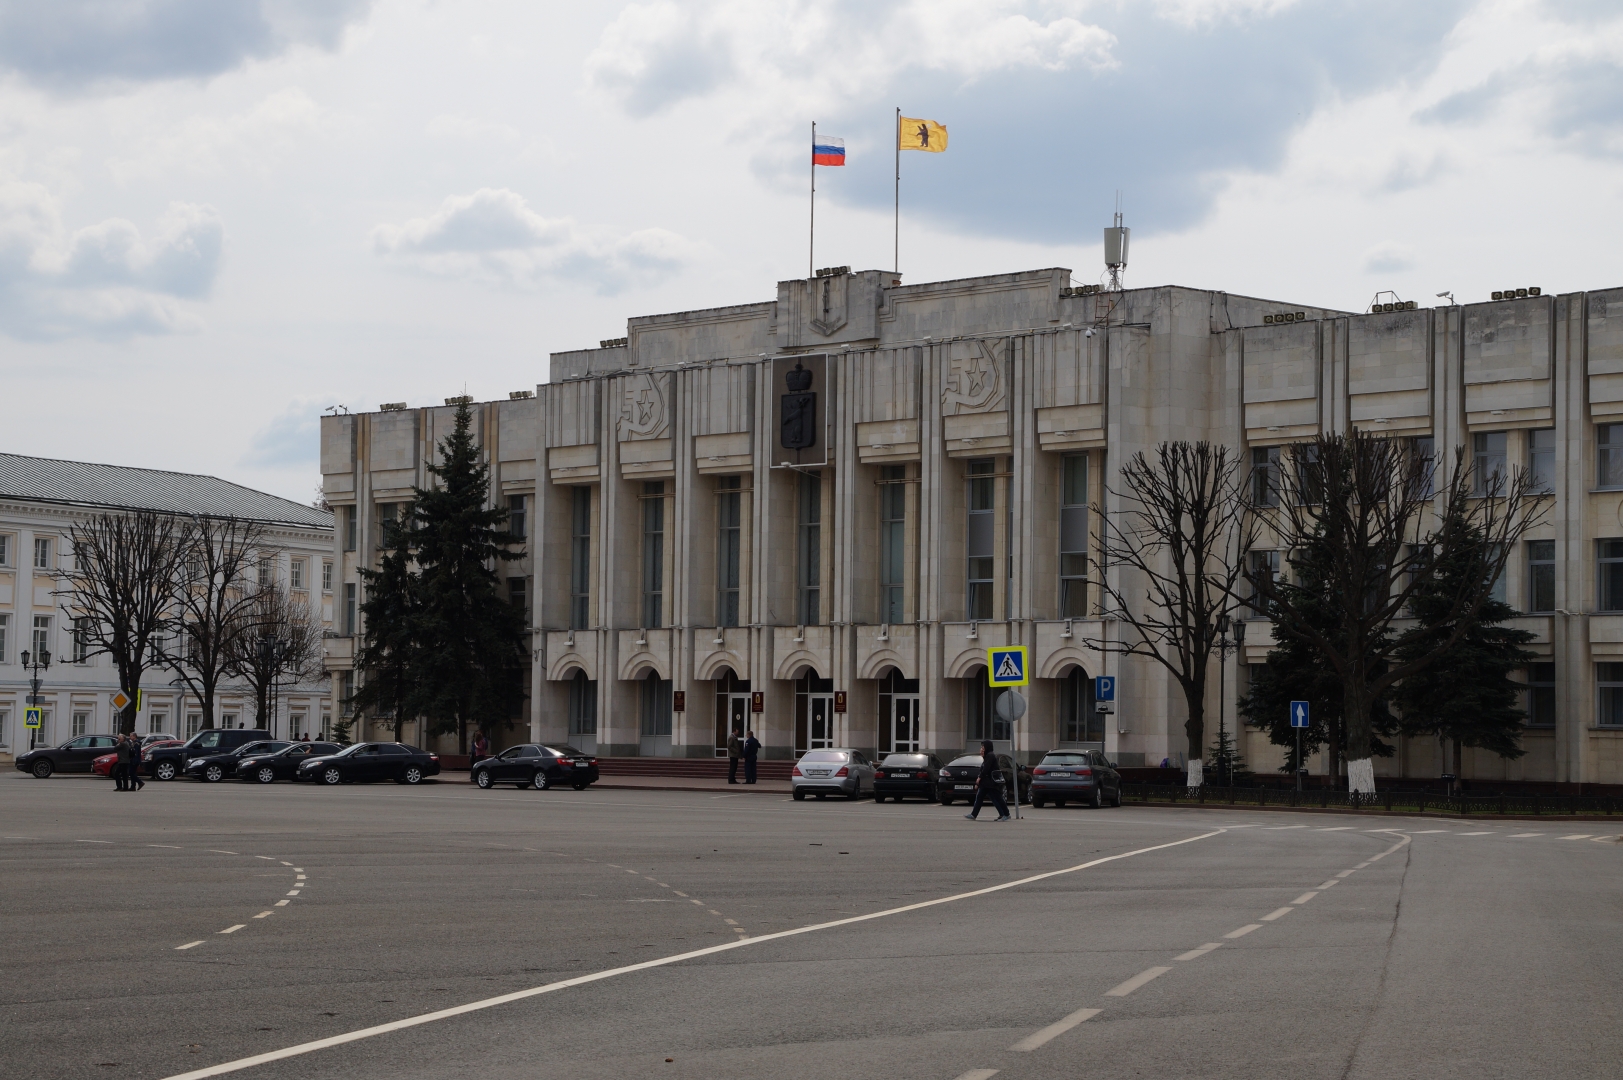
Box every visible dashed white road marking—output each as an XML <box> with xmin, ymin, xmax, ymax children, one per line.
<box><xmin>255</xmin><ymin>856</ymin><xmax>276</xmax><ymax>861</ymax></box>
<box><xmin>1316</xmin><ymin>826</ymin><xmax>1355</xmax><ymax>831</ymax></box>
<box><xmin>1509</xmin><ymin>833</ymin><xmax>1544</xmax><ymax>838</ymax></box>
<box><xmin>1105</xmin><ymin>966</ymin><xmax>1172</xmax><ymax>997</ymax></box>
<box><xmin>1174</xmin><ymin>942</ymin><xmax>1223</xmax><ymax>962</ymax></box>
<box><xmin>1224</xmin><ymin>924</ymin><xmax>1262</xmax><ymax>939</ymax></box>
<box><xmin>951</xmin><ymin>1071</ymin><xmax>999</xmax><ymax>1080</ymax></box>
<box><xmin>689</xmin><ymin>899</ymin><xmax>704</xmax><ymax>906</ymax></box>
<box><xmin>1458</xmin><ymin>831</ymin><xmax>1493</xmax><ymax>836</ymax></box>
<box><xmin>1316</xmin><ymin>880</ymin><xmax>1339</xmax><ymax>890</ymax></box>
<box><xmin>274</xmin><ymin>900</ymin><xmax>289</xmax><ymax>907</ymax></box>
<box><xmin>1260</xmin><ymin>907</ymin><xmax>1294</xmax><ymax>922</ymax></box>
<box><xmin>1263</xmin><ymin>825</ymin><xmax>1309</xmax><ymax>830</ymax></box>
<box><xmin>219</xmin><ymin>925</ymin><xmax>245</xmax><ymax>935</ymax></box>
<box><xmin>672</xmin><ymin>890</ymin><xmax>688</xmax><ymax>897</ymax></box>
<box><xmin>1335</xmin><ymin>870</ymin><xmax>1357</xmax><ymax>878</ymax></box>
<box><xmin>1559</xmin><ymin>834</ymin><xmax>1594</xmax><ymax>841</ymax></box>
<box><xmin>175</xmin><ymin>941</ymin><xmax>204</xmax><ymax>950</ymax></box>
<box><xmin>1292</xmin><ymin>892</ymin><xmax>1320</xmax><ymax>905</ymax></box>
<box><xmin>208</xmin><ymin>850</ymin><xmax>238</xmax><ymax>855</ymax></box>
<box><xmin>253</xmin><ymin>912</ymin><xmax>273</xmax><ymax>919</ymax></box>
<box><xmin>1414</xmin><ymin>830</ymin><xmax>1450</xmax><ymax>834</ymax></box>
<box><xmin>148</xmin><ymin>844</ymin><xmax>181</xmax><ymax>849</ymax></box>
<box><xmin>286</xmin><ymin>890</ymin><xmax>300</xmax><ymax>896</ymax></box>
<box><xmin>73</xmin><ymin>839</ymin><xmax>113</xmax><ymax>844</ymax></box>
<box><xmin>1009</xmin><ymin>1006</ymin><xmax>1101</xmax><ymax>1051</ymax></box>
<box><xmin>280</xmin><ymin>861</ymin><xmax>293</xmax><ymax>866</ymax></box>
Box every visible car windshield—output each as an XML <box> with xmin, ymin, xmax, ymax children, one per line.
<box><xmin>1042</xmin><ymin>753</ymin><xmax>1091</xmax><ymax>765</ymax></box>
<box><xmin>882</xmin><ymin>754</ymin><xmax>928</xmax><ymax>767</ymax></box>
<box><xmin>188</xmin><ymin>731</ymin><xmax>224</xmax><ymax>750</ymax></box>
<box><xmin>947</xmin><ymin>755</ymin><xmax>987</xmax><ymax>768</ymax></box>
<box><xmin>799</xmin><ymin>751</ymin><xmax>848</xmax><ymax>763</ymax></box>
<box><xmin>330</xmin><ymin>743</ymin><xmax>367</xmax><ymax>757</ymax></box>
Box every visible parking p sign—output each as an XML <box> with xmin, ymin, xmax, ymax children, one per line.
<box><xmin>1094</xmin><ymin>676</ymin><xmax>1115</xmax><ymax>702</ymax></box>
<box><xmin>987</xmin><ymin>646</ymin><xmax>1028</xmax><ymax>687</ymax></box>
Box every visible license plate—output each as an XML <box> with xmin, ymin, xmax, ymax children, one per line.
<box><xmin>808</xmin><ymin>770</ymin><xmax>829</xmax><ymax>777</ymax></box>
<box><xmin>955</xmin><ymin>784</ymin><xmax>973</xmax><ymax>791</ymax></box>
<box><xmin>1049</xmin><ymin>772</ymin><xmax>1072</xmax><ymax>777</ymax></box>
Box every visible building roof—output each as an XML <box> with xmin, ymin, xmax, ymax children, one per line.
<box><xmin>0</xmin><ymin>453</ymin><xmax>333</xmax><ymax>530</ymax></box>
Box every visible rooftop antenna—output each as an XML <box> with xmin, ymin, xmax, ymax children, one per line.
<box><xmin>1104</xmin><ymin>191</ymin><xmax>1129</xmax><ymax>293</ymax></box>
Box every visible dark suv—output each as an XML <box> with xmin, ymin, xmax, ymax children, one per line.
<box><xmin>144</xmin><ymin>729</ymin><xmax>273</xmax><ymax>781</ymax></box>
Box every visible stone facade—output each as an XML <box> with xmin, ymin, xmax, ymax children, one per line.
<box><xmin>320</xmin><ymin>268</ymin><xmax>1623</xmax><ymax>785</ymax></box>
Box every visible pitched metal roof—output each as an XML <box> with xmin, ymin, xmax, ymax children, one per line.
<box><xmin>0</xmin><ymin>453</ymin><xmax>333</xmax><ymax>530</ymax></box>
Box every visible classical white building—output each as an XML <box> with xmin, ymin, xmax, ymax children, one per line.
<box><xmin>0</xmin><ymin>455</ymin><xmax>335</xmax><ymax>759</ymax></box>
<box><xmin>320</xmin><ymin>267</ymin><xmax>1623</xmax><ymax>787</ymax></box>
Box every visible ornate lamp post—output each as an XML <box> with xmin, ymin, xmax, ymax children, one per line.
<box><xmin>1214</xmin><ymin>615</ymin><xmax>1247</xmax><ymax>788</ymax></box>
<box><xmin>21</xmin><ymin>646</ymin><xmax>51</xmax><ymax>749</ymax></box>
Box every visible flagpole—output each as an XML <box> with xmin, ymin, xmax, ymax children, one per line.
<box><xmin>894</xmin><ymin>107</ymin><xmax>900</xmax><ymax>274</ymax></box>
<box><xmin>809</xmin><ymin>120</ymin><xmax>815</xmax><ymax>280</ymax></box>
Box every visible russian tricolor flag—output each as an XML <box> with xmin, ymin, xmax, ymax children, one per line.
<box><xmin>813</xmin><ymin>136</ymin><xmax>845</xmax><ymax>166</ymax></box>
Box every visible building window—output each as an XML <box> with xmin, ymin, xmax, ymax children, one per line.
<box><xmin>1525</xmin><ymin>663</ymin><xmax>1555</xmax><ymax>728</ymax></box>
<box><xmin>148</xmin><ymin>711</ymin><xmax>167</xmax><ymax>736</ymax></box>
<box><xmin>1060</xmin><ymin>453</ymin><xmax>1089</xmax><ymax>618</ymax></box>
<box><xmin>717</xmin><ymin>476</ymin><xmax>742</xmax><ymax>628</ymax></box>
<box><xmin>642</xmin><ymin>481</ymin><xmax>665</xmax><ymax>629</ymax></box>
<box><xmin>73</xmin><ymin>617</ymin><xmax>92</xmax><ymax>663</ymax></box>
<box><xmin>1247</xmin><ymin>550</ymin><xmax>1281</xmax><ymax>615</ymax></box>
<box><xmin>289</xmin><ymin>713</ymin><xmax>305</xmax><ymax>739</ymax></box>
<box><xmin>319</xmin><ymin>712</ymin><xmax>331</xmax><ymax>738</ymax></box>
<box><xmin>508</xmin><ymin>495</ymin><xmax>527</xmax><ymax>539</ymax></box>
<box><xmin>30</xmin><ymin>710</ymin><xmax>50</xmax><ymax>748</ymax></box>
<box><xmin>1528</xmin><ymin>429</ymin><xmax>1555</xmax><ymax>495</ymax></box>
<box><xmin>967</xmin><ymin>458</ymin><xmax>995</xmax><ymax>620</ymax></box>
<box><xmin>374</xmin><ymin>503</ymin><xmax>397</xmax><ymax>549</ymax></box>
<box><xmin>1601</xmin><ymin>424</ymin><xmax>1623</xmax><ymax>489</ymax></box>
<box><xmin>879</xmin><ymin>467</ymin><xmax>906</xmax><ymax>624</ymax></box>
<box><xmin>322</xmin><ymin>561</ymin><xmax>333</xmax><ymax>592</ymax></box>
<box><xmin>966</xmin><ymin>673</ymin><xmax>1010</xmax><ymax>743</ymax></box>
<box><xmin>1598</xmin><ymin>663</ymin><xmax>1623</xmax><ymax>727</ymax></box>
<box><xmin>798</xmin><ymin>470</ymin><xmax>822</xmax><ymax>626</ymax></box>
<box><xmin>290</xmin><ymin>560</ymin><xmax>305</xmax><ymax>590</ymax></box>
<box><xmin>32</xmin><ymin>615</ymin><xmax>50</xmax><ymax>659</ymax></box>
<box><xmin>71</xmin><ymin>711</ymin><xmax>89</xmax><ymax>737</ymax></box>
<box><xmin>186</xmin><ymin>712</ymin><xmax>201</xmax><ymax>738</ymax></box>
<box><xmin>1600</xmin><ymin>540</ymin><xmax>1623</xmax><ymax>611</ymax></box>
<box><xmin>33</xmin><ymin>536</ymin><xmax>51</xmax><ymax>570</ymax></box>
<box><xmin>343</xmin><ymin>506</ymin><xmax>357</xmax><ymax>551</ymax></box>
<box><xmin>340</xmin><ymin>672</ymin><xmax>354</xmax><ymax>717</ymax></box>
<box><xmin>1412</xmin><ymin>435</ymin><xmax>1436</xmax><ymax>499</ymax></box>
<box><xmin>876</xmin><ymin>668</ymin><xmax>920</xmax><ymax>754</ymax></box>
<box><xmin>570</xmin><ymin>486</ymin><xmax>591</xmax><ymax>630</ymax></box>
<box><xmin>508</xmin><ymin>576</ymin><xmax>527</xmax><ymax>615</ymax></box>
<box><xmin>639</xmin><ymin>671</ymin><xmax>672</xmax><ymax>744</ymax></box>
<box><xmin>344</xmin><ymin>583</ymin><xmax>357</xmax><ymax>635</ymax></box>
<box><xmin>1251</xmin><ymin>446</ymin><xmax>1280</xmax><ymax>507</ymax></box>
<box><xmin>0</xmin><ymin>709</ymin><xmax>9</xmax><ymax>748</ymax></box>
<box><xmin>221</xmin><ymin>712</ymin><xmax>239</xmax><ymax>730</ymax></box>
<box><xmin>0</xmin><ymin>613</ymin><xmax>8</xmax><ymax>663</ymax></box>
<box><xmin>1473</xmin><ymin>432</ymin><xmax>1507</xmax><ymax>496</ymax></box>
<box><xmin>568</xmin><ymin>671</ymin><xmax>597</xmax><ymax>736</ymax></box>
<box><xmin>1488</xmin><ymin>543</ymin><xmax>1507</xmax><ymax>605</ymax></box>
<box><xmin>1527</xmin><ymin>540</ymin><xmax>1555</xmax><ymax>613</ymax></box>
<box><xmin>794</xmin><ymin>671</ymin><xmax>836</xmax><ymax>751</ymax></box>
<box><xmin>0</xmin><ymin>533</ymin><xmax>10</xmax><ymax>566</ymax></box>
<box><xmin>1059</xmin><ymin>667</ymin><xmax>1102</xmax><ymax>744</ymax></box>
<box><xmin>258</xmin><ymin>560</ymin><xmax>273</xmax><ymax>587</ymax></box>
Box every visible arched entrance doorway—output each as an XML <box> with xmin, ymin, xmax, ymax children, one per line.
<box><xmin>1059</xmin><ymin>665</ymin><xmax>1102</xmax><ymax>747</ymax></box>
<box><xmin>794</xmin><ymin>670</ymin><xmax>835</xmax><ymax>752</ymax></box>
<box><xmin>713</xmin><ymin>669</ymin><xmax>750</xmax><ymax>757</ymax></box>
<box><xmin>877</xmin><ymin>668</ymin><xmax>920</xmax><ymax>753</ymax></box>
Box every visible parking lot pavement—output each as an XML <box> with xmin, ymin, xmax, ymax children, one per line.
<box><xmin>2</xmin><ymin>775</ymin><xmax>1619</xmax><ymax>1080</ymax></box>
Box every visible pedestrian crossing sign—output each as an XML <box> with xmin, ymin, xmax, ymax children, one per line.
<box><xmin>987</xmin><ymin>646</ymin><xmax>1029</xmax><ymax>687</ymax></box>
<box><xmin>24</xmin><ymin>707</ymin><xmax>41</xmax><ymax>729</ymax></box>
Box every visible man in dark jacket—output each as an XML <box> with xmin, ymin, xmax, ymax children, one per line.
<box><xmin>112</xmin><ymin>733</ymin><xmax>130</xmax><ymax>791</ymax></box>
<box><xmin>727</xmin><ymin>730</ymin><xmax>742</xmax><ymax>784</ymax></box>
<box><xmin>965</xmin><ymin>740</ymin><xmax>1009</xmax><ymax>821</ymax></box>
<box><xmin>742</xmin><ymin>730</ymin><xmax>761</xmax><ymax>784</ymax></box>
<box><xmin>128</xmin><ymin>734</ymin><xmax>145</xmax><ymax>790</ymax></box>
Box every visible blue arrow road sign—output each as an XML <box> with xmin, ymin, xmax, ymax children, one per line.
<box><xmin>1290</xmin><ymin>701</ymin><xmax>1310</xmax><ymax>728</ymax></box>
<box><xmin>1094</xmin><ymin>676</ymin><xmax>1115</xmax><ymax>702</ymax></box>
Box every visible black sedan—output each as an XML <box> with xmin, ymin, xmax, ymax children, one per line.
<box><xmin>1030</xmin><ymin>750</ymin><xmax>1123</xmax><ymax>808</ymax></box>
<box><xmin>937</xmin><ymin>753</ymin><xmax>1033</xmax><ymax>807</ymax></box>
<box><xmin>873</xmin><ymin>753</ymin><xmax>943</xmax><ymax>802</ymax></box>
<box><xmin>471</xmin><ymin>744</ymin><xmax>599</xmax><ymax>790</ymax></box>
<box><xmin>297</xmin><ymin>742</ymin><xmax>441</xmax><ymax>785</ymax></box>
<box><xmin>236</xmin><ymin>742</ymin><xmax>342</xmax><ymax>783</ymax></box>
<box><xmin>185</xmin><ymin>740</ymin><xmax>291</xmax><ymax>782</ymax></box>
<box><xmin>15</xmin><ymin>735</ymin><xmax>122</xmax><ymax>778</ymax></box>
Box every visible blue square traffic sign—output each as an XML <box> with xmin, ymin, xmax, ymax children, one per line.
<box><xmin>1094</xmin><ymin>676</ymin><xmax>1115</xmax><ymax>702</ymax></box>
<box><xmin>1289</xmin><ymin>701</ymin><xmax>1310</xmax><ymax>728</ymax></box>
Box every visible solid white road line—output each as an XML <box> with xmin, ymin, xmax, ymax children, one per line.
<box><xmin>1174</xmin><ymin>943</ymin><xmax>1223</xmax><ymax>962</ymax></box>
<box><xmin>1224</xmin><ymin>924</ymin><xmax>1262</xmax><ymax>939</ymax></box>
<box><xmin>1260</xmin><ymin>907</ymin><xmax>1294</xmax><ymax>922</ymax></box>
<box><xmin>175</xmin><ymin>941</ymin><xmax>204</xmax><ymax>950</ymax></box>
<box><xmin>219</xmin><ymin>925</ymin><xmax>245</xmax><ymax>935</ymax></box>
<box><xmin>1292</xmin><ymin>892</ymin><xmax>1319</xmax><ymax>905</ymax></box>
<box><xmin>1009</xmin><ymin>1006</ymin><xmax>1102</xmax><ymax>1051</ymax></box>
<box><xmin>951</xmin><ymin>1071</ymin><xmax>1000</xmax><ymax>1080</ymax></box>
<box><xmin>1104</xmin><ymin>967</ymin><xmax>1172</xmax><ymax>997</ymax></box>
<box><xmin>160</xmin><ymin>829</ymin><xmax>1227</xmax><ymax>1080</ymax></box>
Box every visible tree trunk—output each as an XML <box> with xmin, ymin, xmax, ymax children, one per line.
<box><xmin>1342</xmin><ymin>675</ymin><xmax>1377</xmax><ymax>794</ymax></box>
<box><xmin>1187</xmin><ymin>758</ymin><xmax>1204</xmax><ymax>789</ymax></box>
<box><xmin>1184</xmin><ymin>679</ymin><xmax>1206</xmax><ymax>790</ymax></box>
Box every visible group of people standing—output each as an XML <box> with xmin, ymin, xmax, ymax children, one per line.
<box><xmin>112</xmin><ymin>732</ymin><xmax>145</xmax><ymax>792</ymax></box>
<box><xmin>726</xmin><ymin>729</ymin><xmax>762</xmax><ymax>784</ymax></box>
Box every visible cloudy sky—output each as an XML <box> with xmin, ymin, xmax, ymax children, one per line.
<box><xmin>2</xmin><ymin>0</ymin><xmax>1621</xmax><ymax>503</ymax></box>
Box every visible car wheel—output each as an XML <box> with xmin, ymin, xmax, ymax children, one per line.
<box><xmin>256</xmin><ymin>767</ymin><xmax>277</xmax><ymax>784</ymax></box>
<box><xmin>846</xmin><ymin>784</ymin><xmax>861</xmax><ymax>801</ymax></box>
<box><xmin>154</xmin><ymin>761</ymin><xmax>176</xmax><ymax>781</ymax></box>
<box><xmin>31</xmin><ymin>759</ymin><xmax>53</xmax><ymax>779</ymax></box>
<box><xmin>473</xmin><ymin>769</ymin><xmax>493</xmax><ymax>789</ymax></box>
<box><xmin>792</xmin><ymin>789</ymin><xmax>806</xmax><ymax>801</ymax></box>
<box><xmin>1032</xmin><ymin>797</ymin><xmax>1045</xmax><ymax>809</ymax></box>
<box><xmin>531</xmin><ymin>771</ymin><xmax>551</xmax><ymax>791</ymax></box>
<box><xmin>940</xmin><ymin>796</ymin><xmax>952</xmax><ymax>806</ymax></box>
<box><xmin>1055</xmin><ymin>799</ymin><xmax>1067</xmax><ymax>808</ymax></box>
<box><xmin>1112</xmin><ymin>786</ymin><xmax>1123</xmax><ymax>807</ymax></box>
<box><xmin>572</xmin><ymin>782</ymin><xmax>587</xmax><ymax>790</ymax></box>
<box><xmin>204</xmin><ymin>764</ymin><xmax>224</xmax><ymax>783</ymax></box>
<box><xmin>1090</xmin><ymin>786</ymin><xmax>1102</xmax><ymax>809</ymax></box>
<box><xmin>401</xmin><ymin>766</ymin><xmax>423</xmax><ymax>785</ymax></box>
<box><xmin>322</xmin><ymin>766</ymin><xmax>343</xmax><ymax>785</ymax></box>
<box><xmin>875</xmin><ymin>793</ymin><xmax>887</xmax><ymax>803</ymax></box>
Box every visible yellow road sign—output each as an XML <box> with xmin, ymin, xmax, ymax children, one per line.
<box><xmin>110</xmin><ymin>690</ymin><xmax>131</xmax><ymax>711</ymax></box>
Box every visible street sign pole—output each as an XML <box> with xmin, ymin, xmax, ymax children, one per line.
<box><xmin>1289</xmin><ymin>701</ymin><xmax>1310</xmax><ymax>792</ymax></box>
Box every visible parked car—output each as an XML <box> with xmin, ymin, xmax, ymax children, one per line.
<box><xmin>872</xmin><ymin>753</ymin><xmax>943</xmax><ymax>802</ymax></box>
<box><xmin>937</xmin><ymin>753</ymin><xmax>1032</xmax><ymax>806</ymax></box>
<box><xmin>236</xmin><ymin>742</ymin><xmax>343</xmax><ymax>783</ymax></box>
<box><xmin>791</xmin><ymin>748</ymin><xmax>875</xmax><ymax>800</ymax></box>
<box><xmin>470</xmin><ymin>744</ymin><xmax>599</xmax><ymax>790</ymax></box>
<box><xmin>92</xmin><ymin>751</ymin><xmax>118</xmax><ymax>777</ymax></box>
<box><xmin>185</xmin><ymin>740</ymin><xmax>292</xmax><ymax>782</ymax></box>
<box><xmin>297</xmin><ymin>742</ymin><xmax>440</xmax><ymax>785</ymax></box>
<box><xmin>141</xmin><ymin>733</ymin><xmax>178</xmax><ymax>746</ymax></box>
<box><xmin>144</xmin><ymin>729</ymin><xmax>272</xmax><ymax>780</ymax></box>
<box><xmin>15</xmin><ymin>735</ymin><xmax>122</xmax><ymax>778</ymax></box>
<box><xmin>1030</xmin><ymin>750</ymin><xmax>1123</xmax><ymax>808</ymax></box>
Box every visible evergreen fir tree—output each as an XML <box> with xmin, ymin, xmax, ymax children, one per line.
<box><xmin>1206</xmin><ymin>721</ymin><xmax>1250</xmax><ymax>786</ymax></box>
<box><xmin>351</xmin><ymin>511</ymin><xmax>419</xmax><ymax>740</ymax></box>
<box><xmin>1393</xmin><ymin>510</ymin><xmax>1535</xmax><ymax>761</ymax></box>
<box><xmin>406</xmin><ymin>402</ymin><xmax>528</xmax><ymax>753</ymax></box>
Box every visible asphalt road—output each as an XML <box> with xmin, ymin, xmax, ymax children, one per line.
<box><xmin>3</xmin><ymin>771</ymin><xmax>1621</xmax><ymax>1080</ymax></box>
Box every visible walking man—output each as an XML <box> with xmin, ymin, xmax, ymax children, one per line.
<box><xmin>726</xmin><ymin>729</ymin><xmax>742</xmax><ymax>784</ymax></box>
<box><xmin>965</xmin><ymin>740</ymin><xmax>1010</xmax><ymax>821</ymax></box>
<box><xmin>742</xmin><ymin>729</ymin><xmax>761</xmax><ymax>785</ymax></box>
<box><xmin>129</xmin><ymin>734</ymin><xmax>145</xmax><ymax>790</ymax></box>
<box><xmin>112</xmin><ymin>732</ymin><xmax>130</xmax><ymax>791</ymax></box>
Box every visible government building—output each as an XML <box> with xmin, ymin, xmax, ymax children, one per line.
<box><xmin>319</xmin><ymin>266</ymin><xmax>1623</xmax><ymax>787</ymax></box>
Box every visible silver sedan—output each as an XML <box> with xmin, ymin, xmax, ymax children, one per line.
<box><xmin>791</xmin><ymin>749</ymin><xmax>875</xmax><ymax>800</ymax></box>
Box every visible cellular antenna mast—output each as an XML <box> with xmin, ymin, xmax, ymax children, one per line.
<box><xmin>1104</xmin><ymin>192</ymin><xmax>1129</xmax><ymax>293</ymax></box>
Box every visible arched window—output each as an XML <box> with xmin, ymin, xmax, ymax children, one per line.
<box><xmin>568</xmin><ymin>670</ymin><xmax>596</xmax><ymax>737</ymax></box>
<box><xmin>966</xmin><ymin>669</ymin><xmax>1010</xmax><ymax>744</ymax></box>
<box><xmin>1059</xmin><ymin>666</ymin><xmax>1101</xmax><ymax>745</ymax></box>
<box><xmin>638</xmin><ymin>670</ymin><xmax>672</xmax><ymax>755</ymax></box>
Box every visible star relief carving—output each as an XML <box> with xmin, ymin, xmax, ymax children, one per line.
<box><xmin>941</xmin><ymin>339</ymin><xmax>1006</xmax><ymax>414</ymax></box>
<box><xmin>618</xmin><ymin>373</ymin><xmax>668</xmax><ymax>439</ymax></box>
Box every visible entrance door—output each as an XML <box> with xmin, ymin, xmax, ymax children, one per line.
<box><xmin>891</xmin><ymin>696</ymin><xmax>920</xmax><ymax>752</ymax></box>
<box><xmin>807</xmin><ymin>695</ymin><xmax>836</xmax><ymax>749</ymax></box>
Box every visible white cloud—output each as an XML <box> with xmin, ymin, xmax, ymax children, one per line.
<box><xmin>108</xmin><ymin>88</ymin><xmax>338</xmax><ymax>182</ymax></box>
<box><xmin>371</xmin><ymin>187</ymin><xmax>696</xmax><ymax>294</ymax></box>
<box><xmin>0</xmin><ymin>176</ymin><xmax>221</xmax><ymax>338</ymax></box>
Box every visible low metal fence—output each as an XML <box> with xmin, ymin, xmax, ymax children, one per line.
<box><xmin>1121</xmin><ymin>784</ymin><xmax>1623</xmax><ymax>818</ymax></box>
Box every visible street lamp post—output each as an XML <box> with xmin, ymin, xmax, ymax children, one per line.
<box><xmin>257</xmin><ymin>637</ymin><xmax>287</xmax><ymax>738</ymax></box>
<box><xmin>1214</xmin><ymin>616</ymin><xmax>1247</xmax><ymax>789</ymax></box>
<box><xmin>21</xmin><ymin>647</ymin><xmax>51</xmax><ymax>749</ymax></box>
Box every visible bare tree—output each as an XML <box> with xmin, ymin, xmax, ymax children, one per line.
<box><xmin>61</xmin><ymin>511</ymin><xmax>192</xmax><ymax>734</ymax></box>
<box><xmin>1246</xmin><ymin>430</ymin><xmax>1542</xmax><ymax>794</ymax></box>
<box><xmin>156</xmin><ymin>516</ymin><xmax>266</xmax><ymax>730</ymax></box>
<box><xmin>228</xmin><ymin>582</ymin><xmax>323</xmax><ymax>733</ymax></box>
<box><xmin>1089</xmin><ymin>441</ymin><xmax>1256</xmax><ymax>788</ymax></box>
